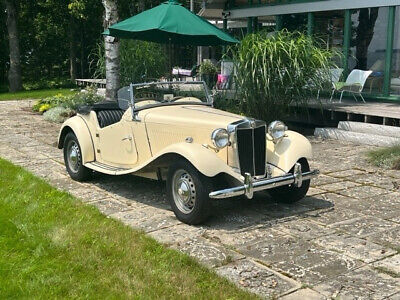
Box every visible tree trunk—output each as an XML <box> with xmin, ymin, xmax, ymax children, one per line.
<box><xmin>102</xmin><ymin>0</ymin><xmax>120</xmax><ymax>101</ymax></box>
<box><xmin>355</xmin><ymin>8</ymin><xmax>379</xmax><ymax>70</ymax></box>
<box><xmin>69</xmin><ymin>15</ymin><xmax>77</xmax><ymax>82</ymax></box>
<box><xmin>5</xmin><ymin>0</ymin><xmax>22</xmax><ymax>92</ymax></box>
<box><xmin>80</xmin><ymin>23</ymin><xmax>85</xmax><ymax>78</ymax></box>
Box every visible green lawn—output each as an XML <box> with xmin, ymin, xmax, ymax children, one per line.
<box><xmin>367</xmin><ymin>145</ymin><xmax>400</xmax><ymax>170</ymax></box>
<box><xmin>0</xmin><ymin>157</ymin><xmax>256</xmax><ymax>299</ymax></box>
<box><xmin>0</xmin><ymin>88</ymin><xmax>77</xmax><ymax>101</ymax></box>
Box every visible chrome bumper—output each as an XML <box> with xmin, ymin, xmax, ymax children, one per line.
<box><xmin>209</xmin><ymin>162</ymin><xmax>320</xmax><ymax>200</ymax></box>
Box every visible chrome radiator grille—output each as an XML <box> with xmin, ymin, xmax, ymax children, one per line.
<box><xmin>231</xmin><ymin>119</ymin><xmax>266</xmax><ymax>177</ymax></box>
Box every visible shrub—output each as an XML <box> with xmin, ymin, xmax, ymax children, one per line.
<box><xmin>43</xmin><ymin>106</ymin><xmax>75</xmax><ymax>123</ymax></box>
<box><xmin>90</xmin><ymin>40</ymin><xmax>167</xmax><ymax>86</ymax></box>
<box><xmin>229</xmin><ymin>30</ymin><xmax>339</xmax><ymax>122</ymax></box>
<box><xmin>33</xmin><ymin>88</ymin><xmax>104</xmax><ymax>113</ymax></box>
<box><xmin>199</xmin><ymin>61</ymin><xmax>217</xmax><ymax>75</ymax></box>
<box><xmin>38</xmin><ymin>103</ymin><xmax>51</xmax><ymax>113</ymax></box>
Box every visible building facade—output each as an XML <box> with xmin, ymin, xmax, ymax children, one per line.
<box><xmin>205</xmin><ymin>0</ymin><xmax>400</xmax><ymax>101</ymax></box>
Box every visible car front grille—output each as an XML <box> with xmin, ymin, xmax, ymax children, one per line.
<box><xmin>233</xmin><ymin>119</ymin><xmax>266</xmax><ymax>177</ymax></box>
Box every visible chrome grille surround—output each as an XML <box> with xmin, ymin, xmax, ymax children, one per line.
<box><xmin>227</xmin><ymin>118</ymin><xmax>267</xmax><ymax>178</ymax></box>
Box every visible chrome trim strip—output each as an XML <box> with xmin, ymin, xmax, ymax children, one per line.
<box><xmin>209</xmin><ymin>169</ymin><xmax>320</xmax><ymax>200</ymax></box>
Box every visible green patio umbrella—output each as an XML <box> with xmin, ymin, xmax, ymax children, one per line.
<box><xmin>103</xmin><ymin>0</ymin><xmax>238</xmax><ymax>46</ymax></box>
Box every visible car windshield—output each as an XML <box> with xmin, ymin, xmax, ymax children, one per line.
<box><xmin>118</xmin><ymin>81</ymin><xmax>211</xmax><ymax>111</ymax></box>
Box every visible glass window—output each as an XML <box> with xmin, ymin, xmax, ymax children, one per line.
<box><xmin>349</xmin><ymin>7</ymin><xmax>388</xmax><ymax>94</ymax></box>
<box><xmin>314</xmin><ymin>10</ymin><xmax>344</xmax><ymax>67</ymax></box>
<box><xmin>281</xmin><ymin>13</ymin><xmax>308</xmax><ymax>32</ymax></box>
<box><xmin>391</xmin><ymin>6</ymin><xmax>400</xmax><ymax>96</ymax></box>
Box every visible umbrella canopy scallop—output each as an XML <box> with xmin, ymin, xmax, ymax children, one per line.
<box><xmin>104</xmin><ymin>0</ymin><xmax>238</xmax><ymax>46</ymax></box>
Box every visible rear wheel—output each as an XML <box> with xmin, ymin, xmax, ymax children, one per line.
<box><xmin>63</xmin><ymin>132</ymin><xmax>92</xmax><ymax>182</ymax></box>
<box><xmin>167</xmin><ymin>160</ymin><xmax>212</xmax><ymax>225</ymax></box>
<box><xmin>269</xmin><ymin>158</ymin><xmax>310</xmax><ymax>203</ymax></box>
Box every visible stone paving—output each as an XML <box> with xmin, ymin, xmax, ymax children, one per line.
<box><xmin>1</xmin><ymin>100</ymin><xmax>400</xmax><ymax>299</ymax></box>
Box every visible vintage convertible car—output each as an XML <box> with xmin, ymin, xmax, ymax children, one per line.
<box><xmin>58</xmin><ymin>81</ymin><xmax>319</xmax><ymax>224</ymax></box>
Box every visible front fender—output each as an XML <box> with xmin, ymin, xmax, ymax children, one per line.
<box><xmin>57</xmin><ymin>116</ymin><xmax>95</xmax><ymax>164</ymax></box>
<box><xmin>267</xmin><ymin>130</ymin><xmax>312</xmax><ymax>173</ymax></box>
<box><xmin>158</xmin><ymin>142</ymin><xmax>242</xmax><ymax>181</ymax></box>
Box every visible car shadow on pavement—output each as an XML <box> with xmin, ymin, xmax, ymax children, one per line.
<box><xmin>90</xmin><ymin>172</ymin><xmax>333</xmax><ymax>230</ymax></box>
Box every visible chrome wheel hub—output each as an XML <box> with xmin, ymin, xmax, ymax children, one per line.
<box><xmin>67</xmin><ymin>141</ymin><xmax>80</xmax><ymax>173</ymax></box>
<box><xmin>172</xmin><ymin>169</ymin><xmax>196</xmax><ymax>214</ymax></box>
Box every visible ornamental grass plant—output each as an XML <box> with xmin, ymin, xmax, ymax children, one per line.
<box><xmin>230</xmin><ymin>30</ymin><xmax>339</xmax><ymax>122</ymax></box>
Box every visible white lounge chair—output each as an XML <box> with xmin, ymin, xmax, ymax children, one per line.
<box><xmin>317</xmin><ymin>68</ymin><xmax>343</xmax><ymax>100</ymax></box>
<box><xmin>330</xmin><ymin>69</ymin><xmax>373</xmax><ymax>103</ymax></box>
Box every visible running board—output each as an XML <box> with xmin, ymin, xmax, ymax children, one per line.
<box><xmin>85</xmin><ymin>161</ymin><xmax>135</xmax><ymax>175</ymax></box>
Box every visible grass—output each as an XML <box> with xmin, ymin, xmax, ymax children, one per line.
<box><xmin>367</xmin><ymin>145</ymin><xmax>400</xmax><ymax>170</ymax></box>
<box><xmin>0</xmin><ymin>88</ymin><xmax>77</xmax><ymax>101</ymax></box>
<box><xmin>0</xmin><ymin>157</ymin><xmax>257</xmax><ymax>299</ymax></box>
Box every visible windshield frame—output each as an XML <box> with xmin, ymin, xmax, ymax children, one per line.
<box><xmin>128</xmin><ymin>81</ymin><xmax>213</xmax><ymax>115</ymax></box>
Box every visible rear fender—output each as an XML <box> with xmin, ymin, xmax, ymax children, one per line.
<box><xmin>57</xmin><ymin>116</ymin><xmax>95</xmax><ymax>164</ymax></box>
<box><xmin>267</xmin><ymin>130</ymin><xmax>312</xmax><ymax>173</ymax></box>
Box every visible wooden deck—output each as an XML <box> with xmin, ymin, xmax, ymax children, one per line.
<box><xmin>291</xmin><ymin>98</ymin><xmax>400</xmax><ymax>127</ymax></box>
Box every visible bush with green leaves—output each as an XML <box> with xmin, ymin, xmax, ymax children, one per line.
<box><xmin>199</xmin><ymin>60</ymin><xmax>217</xmax><ymax>75</ymax></box>
<box><xmin>90</xmin><ymin>40</ymin><xmax>167</xmax><ymax>86</ymax></box>
<box><xmin>43</xmin><ymin>106</ymin><xmax>75</xmax><ymax>123</ymax></box>
<box><xmin>230</xmin><ymin>30</ymin><xmax>339</xmax><ymax>122</ymax></box>
<box><xmin>33</xmin><ymin>88</ymin><xmax>104</xmax><ymax>114</ymax></box>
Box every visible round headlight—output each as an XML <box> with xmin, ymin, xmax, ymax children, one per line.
<box><xmin>211</xmin><ymin>128</ymin><xmax>229</xmax><ymax>149</ymax></box>
<box><xmin>268</xmin><ymin>121</ymin><xmax>287</xmax><ymax>143</ymax></box>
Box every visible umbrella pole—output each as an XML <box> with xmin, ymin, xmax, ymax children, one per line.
<box><xmin>168</xmin><ymin>38</ymin><xmax>172</xmax><ymax>81</ymax></box>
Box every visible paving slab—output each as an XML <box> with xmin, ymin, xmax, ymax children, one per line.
<box><xmin>237</xmin><ymin>234</ymin><xmax>361</xmax><ymax>284</ymax></box>
<box><xmin>329</xmin><ymin>216</ymin><xmax>396</xmax><ymax>238</ymax></box>
<box><xmin>171</xmin><ymin>237</ymin><xmax>245</xmax><ymax>268</ymax></box>
<box><xmin>314</xmin><ymin>266</ymin><xmax>400</xmax><ymax>300</ymax></box>
<box><xmin>216</xmin><ymin>259</ymin><xmax>300</xmax><ymax>298</ymax></box>
<box><xmin>337</xmin><ymin>185</ymin><xmax>389</xmax><ymax>199</ymax></box>
<box><xmin>373</xmin><ymin>254</ymin><xmax>400</xmax><ymax>277</ymax></box>
<box><xmin>280</xmin><ymin>288</ymin><xmax>326</xmax><ymax>300</ymax></box>
<box><xmin>367</xmin><ymin>226</ymin><xmax>400</xmax><ymax>252</ymax></box>
<box><xmin>314</xmin><ymin>232</ymin><xmax>395</xmax><ymax>263</ymax></box>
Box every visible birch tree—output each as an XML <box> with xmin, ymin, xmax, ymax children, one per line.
<box><xmin>102</xmin><ymin>0</ymin><xmax>120</xmax><ymax>101</ymax></box>
<box><xmin>5</xmin><ymin>0</ymin><xmax>22</xmax><ymax>92</ymax></box>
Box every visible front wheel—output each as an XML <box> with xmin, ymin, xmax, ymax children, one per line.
<box><xmin>268</xmin><ymin>158</ymin><xmax>310</xmax><ymax>203</ymax></box>
<box><xmin>63</xmin><ymin>132</ymin><xmax>92</xmax><ymax>182</ymax></box>
<box><xmin>166</xmin><ymin>160</ymin><xmax>212</xmax><ymax>225</ymax></box>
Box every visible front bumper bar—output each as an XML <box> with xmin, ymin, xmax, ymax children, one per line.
<box><xmin>209</xmin><ymin>163</ymin><xmax>320</xmax><ymax>200</ymax></box>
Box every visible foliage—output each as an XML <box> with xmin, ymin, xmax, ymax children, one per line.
<box><xmin>90</xmin><ymin>39</ymin><xmax>167</xmax><ymax>85</ymax></box>
<box><xmin>367</xmin><ymin>146</ymin><xmax>400</xmax><ymax>170</ymax></box>
<box><xmin>32</xmin><ymin>88</ymin><xmax>103</xmax><ymax>113</ymax></box>
<box><xmin>199</xmin><ymin>60</ymin><xmax>218</xmax><ymax>75</ymax></box>
<box><xmin>0</xmin><ymin>158</ymin><xmax>257</xmax><ymax>299</ymax></box>
<box><xmin>230</xmin><ymin>30</ymin><xmax>339</xmax><ymax>122</ymax></box>
<box><xmin>0</xmin><ymin>88</ymin><xmax>76</xmax><ymax>101</ymax></box>
<box><xmin>43</xmin><ymin>106</ymin><xmax>75</xmax><ymax>123</ymax></box>
<box><xmin>38</xmin><ymin>103</ymin><xmax>51</xmax><ymax>113</ymax></box>
<box><xmin>213</xmin><ymin>91</ymin><xmax>243</xmax><ymax>115</ymax></box>
<box><xmin>23</xmin><ymin>78</ymin><xmax>75</xmax><ymax>91</ymax></box>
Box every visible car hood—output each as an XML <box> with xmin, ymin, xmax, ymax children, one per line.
<box><xmin>141</xmin><ymin>104</ymin><xmax>244</xmax><ymax>128</ymax></box>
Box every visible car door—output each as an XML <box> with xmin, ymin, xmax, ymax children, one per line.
<box><xmin>97</xmin><ymin>119</ymin><xmax>138</xmax><ymax>167</ymax></box>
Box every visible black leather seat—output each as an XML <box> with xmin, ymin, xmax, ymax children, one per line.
<box><xmin>97</xmin><ymin>109</ymin><xmax>125</xmax><ymax>128</ymax></box>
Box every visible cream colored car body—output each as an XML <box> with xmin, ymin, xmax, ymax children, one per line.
<box><xmin>58</xmin><ymin>102</ymin><xmax>312</xmax><ymax>184</ymax></box>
